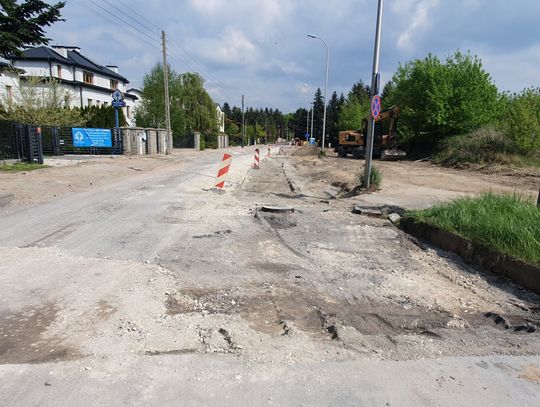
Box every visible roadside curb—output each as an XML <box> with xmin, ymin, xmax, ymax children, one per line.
<box><xmin>400</xmin><ymin>217</ymin><xmax>540</xmax><ymax>294</ymax></box>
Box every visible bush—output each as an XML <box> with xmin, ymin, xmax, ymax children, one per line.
<box><xmin>408</xmin><ymin>193</ymin><xmax>540</xmax><ymax>266</ymax></box>
<box><xmin>203</xmin><ymin>133</ymin><xmax>218</xmax><ymax>149</ymax></box>
<box><xmin>385</xmin><ymin>51</ymin><xmax>501</xmax><ymax>151</ymax></box>
<box><xmin>434</xmin><ymin>127</ymin><xmax>519</xmax><ymax>166</ymax></box>
<box><xmin>499</xmin><ymin>88</ymin><xmax>540</xmax><ymax>154</ymax></box>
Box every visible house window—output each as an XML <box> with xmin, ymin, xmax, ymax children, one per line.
<box><xmin>57</xmin><ymin>65</ymin><xmax>62</xmax><ymax>79</ymax></box>
<box><xmin>110</xmin><ymin>79</ymin><xmax>118</xmax><ymax>90</ymax></box>
<box><xmin>87</xmin><ymin>98</ymin><xmax>93</xmax><ymax>107</ymax></box>
<box><xmin>5</xmin><ymin>86</ymin><xmax>13</xmax><ymax>103</ymax></box>
<box><xmin>126</xmin><ymin>106</ymin><xmax>131</xmax><ymax>118</ymax></box>
<box><xmin>103</xmin><ymin>101</ymin><xmax>109</xmax><ymax>106</ymax></box>
<box><xmin>83</xmin><ymin>71</ymin><xmax>94</xmax><ymax>84</ymax></box>
<box><xmin>64</xmin><ymin>95</ymin><xmax>70</xmax><ymax>107</ymax></box>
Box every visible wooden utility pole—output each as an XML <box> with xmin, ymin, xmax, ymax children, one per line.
<box><xmin>162</xmin><ymin>30</ymin><xmax>172</xmax><ymax>154</ymax></box>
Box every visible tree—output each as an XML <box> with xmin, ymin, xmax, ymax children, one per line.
<box><xmin>312</xmin><ymin>88</ymin><xmax>324</xmax><ymax>142</ymax></box>
<box><xmin>180</xmin><ymin>72</ymin><xmax>216</xmax><ymax>134</ymax></box>
<box><xmin>0</xmin><ymin>76</ymin><xmax>87</xmax><ymax>126</ymax></box>
<box><xmin>385</xmin><ymin>51</ymin><xmax>501</xmax><ymax>149</ymax></box>
<box><xmin>83</xmin><ymin>105</ymin><xmax>126</xmax><ymax>128</ymax></box>
<box><xmin>326</xmin><ymin>91</ymin><xmax>344</xmax><ymax>146</ymax></box>
<box><xmin>499</xmin><ymin>88</ymin><xmax>540</xmax><ymax>154</ymax></box>
<box><xmin>0</xmin><ymin>0</ymin><xmax>65</xmax><ymax>59</ymax></box>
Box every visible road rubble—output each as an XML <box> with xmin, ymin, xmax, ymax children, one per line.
<box><xmin>0</xmin><ymin>147</ymin><xmax>538</xmax><ymax>406</ymax></box>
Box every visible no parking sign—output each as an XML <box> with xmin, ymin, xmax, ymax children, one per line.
<box><xmin>371</xmin><ymin>95</ymin><xmax>382</xmax><ymax>119</ymax></box>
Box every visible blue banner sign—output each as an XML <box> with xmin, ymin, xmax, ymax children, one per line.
<box><xmin>72</xmin><ymin>128</ymin><xmax>112</xmax><ymax>148</ymax></box>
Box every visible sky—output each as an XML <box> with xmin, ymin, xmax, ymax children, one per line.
<box><xmin>45</xmin><ymin>0</ymin><xmax>540</xmax><ymax>112</ymax></box>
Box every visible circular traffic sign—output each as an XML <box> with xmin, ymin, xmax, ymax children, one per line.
<box><xmin>371</xmin><ymin>95</ymin><xmax>382</xmax><ymax>119</ymax></box>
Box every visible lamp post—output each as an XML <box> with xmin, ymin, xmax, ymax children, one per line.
<box><xmin>307</xmin><ymin>34</ymin><xmax>329</xmax><ymax>151</ymax></box>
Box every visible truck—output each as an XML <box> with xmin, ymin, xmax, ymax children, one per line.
<box><xmin>335</xmin><ymin>105</ymin><xmax>406</xmax><ymax>160</ymax></box>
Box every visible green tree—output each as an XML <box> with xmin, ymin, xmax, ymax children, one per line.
<box><xmin>180</xmin><ymin>72</ymin><xmax>216</xmax><ymax>134</ymax></box>
<box><xmin>0</xmin><ymin>76</ymin><xmax>87</xmax><ymax>126</ymax></box>
<box><xmin>326</xmin><ymin>91</ymin><xmax>344</xmax><ymax>146</ymax></box>
<box><xmin>134</xmin><ymin>62</ymin><xmax>187</xmax><ymax>142</ymax></box>
<box><xmin>83</xmin><ymin>105</ymin><xmax>126</xmax><ymax>128</ymax></box>
<box><xmin>0</xmin><ymin>0</ymin><xmax>65</xmax><ymax>59</ymax></box>
<box><xmin>499</xmin><ymin>88</ymin><xmax>540</xmax><ymax>154</ymax></box>
<box><xmin>386</xmin><ymin>51</ymin><xmax>501</xmax><ymax>149</ymax></box>
<box><xmin>312</xmin><ymin>88</ymin><xmax>324</xmax><ymax>142</ymax></box>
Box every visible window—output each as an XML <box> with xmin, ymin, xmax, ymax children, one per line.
<box><xmin>64</xmin><ymin>95</ymin><xmax>70</xmax><ymax>107</ymax></box>
<box><xmin>87</xmin><ymin>98</ymin><xmax>93</xmax><ymax>107</ymax></box>
<box><xmin>126</xmin><ymin>106</ymin><xmax>131</xmax><ymax>118</ymax></box>
<box><xmin>103</xmin><ymin>101</ymin><xmax>109</xmax><ymax>106</ymax></box>
<box><xmin>83</xmin><ymin>71</ymin><xmax>94</xmax><ymax>84</ymax></box>
<box><xmin>57</xmin><ymin>65</ymin><xmax>62</xmax><ymax>79</ymax></box>
<box><xmin>5</xmin><ymin>86</ymin><xmax>13</xmax><ymax>103</ymax></box>
<box><xmin>110</xmin><ymin>79</ymin><xmax>118</xmax><ymax>90</ymax></box>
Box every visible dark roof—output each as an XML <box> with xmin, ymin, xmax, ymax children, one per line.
<box><xmin>15</xmin><ymin>46</ymin><xmax>129</xmax><ymax>83</ymax></box>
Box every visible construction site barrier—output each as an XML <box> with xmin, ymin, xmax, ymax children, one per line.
<box><xmin>215</xmin><ymin>153</ymin><xmax>232</xmax><ymax>188</ymax></box>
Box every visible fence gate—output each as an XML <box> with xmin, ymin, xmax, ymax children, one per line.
<box><xmin>1</xmin><ymin>122</ymin><xmax>44</xmax><ymax>164</ymax></box>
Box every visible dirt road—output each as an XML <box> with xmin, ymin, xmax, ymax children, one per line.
<box><xmin>0</xmin><ymin>147</ymin><xmax>539</xmax><ymax>406</ymax></box>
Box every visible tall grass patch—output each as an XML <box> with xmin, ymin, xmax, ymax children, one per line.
<box><xmin>408</xmin><ymin>193</ymin><xmax>540</xmax><ymax>266</ymax></box>
<box><xmin>434</xmin><ymin>127</ymin><xmax>521</xmax><ymax>166</ymax></box>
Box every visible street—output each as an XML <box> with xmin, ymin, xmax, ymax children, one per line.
<box><xmin>0</xmin><ymin>147</ymin><xmax>539</xmax><ymax>406</ymax></box>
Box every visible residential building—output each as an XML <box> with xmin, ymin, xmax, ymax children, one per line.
<box><xmin>215</xmin><ymin>103</ymin><xmax>225</xmax><ymax>134</ymax></box>
<box><xmin>0</xmin><ymin>61</ymin><xmax>20</xmax><ymax>105</ymax></box>
<box><xmin>8</xmin><ymin>46</ymin><xmax>139</xmax><ymax>126</ymax></box>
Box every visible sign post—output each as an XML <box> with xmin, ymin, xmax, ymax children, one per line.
<box><xmin>111</xmin><ymin>89</ymin><xmax>126</xmax><ymax>154</ymax></box>
<box><xmin>363</xmin><ymin>0</ymin><xmax>385</xmax><ymax>189</ymax></box>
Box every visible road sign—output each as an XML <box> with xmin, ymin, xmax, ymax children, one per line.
<box><xmin>112</xmin><ymin>89</ymin><xmax>124</xmax><ymax>102</ymax></box>
<box><xmin>72</xmin><ymin>128</ymin><xmax>112</xmax><ymax>148</ymax></box>
<box><xmin>112</xmin><ymin>100</ymin><xmax>126</xmax><ymax>108</ymax></box>
<box><xmin>371</xmin><ymin>95</ymin><xmax>382</xmax><ymax>119</ymax></box>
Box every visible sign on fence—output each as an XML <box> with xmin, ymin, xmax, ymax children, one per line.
<box><xmin>72</xmin><ymin>128</ymin><xmax>112</xmax><ymax>148</ymax></box>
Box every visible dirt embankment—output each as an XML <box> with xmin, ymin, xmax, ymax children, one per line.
<box><xmin>289</xmin><ymin>155</ymin><xmax>540</xmax><ymax>209</ymax></box>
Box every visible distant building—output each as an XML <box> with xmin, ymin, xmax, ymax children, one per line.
<box><xmin>215</xmin><ymin>103</ymin><xmax>225</xmax><ymax>134</ymax></box>
<box><xmin>6</xmin><ymin>46</ymin><xmax>139</xmax><ymax>126</ymax></box>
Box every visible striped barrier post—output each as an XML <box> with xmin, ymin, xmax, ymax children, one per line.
<box><xmin>215</xmin><ymin>153</ymin><xmax>232</xmax><ymax>188</ymax></box>
<box><xmin>253</xmin><ymin>148</ymin><xmax>260</xmax><ymax>169</ymax></box>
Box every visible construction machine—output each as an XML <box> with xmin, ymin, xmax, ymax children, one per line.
<box><xmin>335</xmin><ymin>105</ymin><xmax>406</xmax><ymax>160</ymax></box>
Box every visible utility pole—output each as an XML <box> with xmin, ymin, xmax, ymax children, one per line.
<box><xmin>363</xmin><ymin>0</ymin><xmax>384</xmax><ymax>188</ymax></box>
<box><xmin>242</xmin><ymin>94</ymin><xmax>245</xmax><ymax>147</ymax></box>
<box><xmin>162</xmin><ymin>30</ymin><xmax>172</xmax><ymax>154</ymax></box>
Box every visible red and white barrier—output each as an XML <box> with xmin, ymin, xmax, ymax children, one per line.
<box><xmin>253</xmin><ymin>148</ymin><xmax>260</xmax><ymax>169</ymax></box>
<box><xmin>215</xmin><ymin>153</ymin><xmax>232</xmax><ymax>188</ymax></box>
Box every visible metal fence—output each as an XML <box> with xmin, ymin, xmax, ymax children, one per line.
<box><xmin>0</xmin><ymin>120</ymin><xmax>43</xmax><ymax>163</ymax></box>
<box><xmin>41</xmin><ymin>126</ymin><xmax>123</xmax><ymax>155</ymax></box>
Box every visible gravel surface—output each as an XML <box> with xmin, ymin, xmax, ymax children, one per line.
<box><xmin>0</xmin><ymin>146</ymin><xmax>538</xmax><ymax>406</ymax></box>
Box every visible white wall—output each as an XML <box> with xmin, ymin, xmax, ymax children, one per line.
<box><xmin>0</xmin><ymin>72</ymin><xmax>19</xmax><ymax>103</ymax></box>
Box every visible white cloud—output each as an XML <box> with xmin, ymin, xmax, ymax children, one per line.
<box><xmin>394</xmin><ymin>0</ymin><xmax>440</xmax><ymax>50</ymax></box>
<box><xmin>191</xmin><ymin>27</ymin><xmax>258</xmax><ymax>66</ymax></box>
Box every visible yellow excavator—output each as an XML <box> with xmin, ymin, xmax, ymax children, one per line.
<box><xmin>335</xmin><ymin>106</ymin><xmax>406</xmax><ymax>160</ymax></box>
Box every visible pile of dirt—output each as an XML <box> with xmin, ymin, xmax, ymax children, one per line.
<box><xmin>291</xmin><ymin>146</ymin><xmax>320</xmax><ymax>156</ymax></box>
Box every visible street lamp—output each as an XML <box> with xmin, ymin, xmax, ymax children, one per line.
<box><xmin>303</xmin><ymin>84</ymin><xmax>310</xmax><ymax>139</ymax></box>
<box><xmin>307</xmin><ymin>34</ymin><xmax>329</xmax><ymax>151</ymax></box>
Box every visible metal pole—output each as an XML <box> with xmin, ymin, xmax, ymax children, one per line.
<box><xmin>242</xmin><ymin>94</ymin><xmax>245</xmax><ymax>147</ymax></box>
<box><xmin>307</xmin><ymin>35</ymin><xmax>329</xmax><ymax>151</ymax></box>
<box><xmin>363</xmin><ymin>0</ymin><xmax>384</xmax><ymax>188</ymax></box>
<box><xmin>306</xmin><ymin>107</ymin><xmax>310</xmax><ymax>137</ymax></box>
<box><xmin>162</xmin><ymin>30</ymin><xmax>172</xmax><ymax>154</ymax></box>
<box><xmin>310</xmin><ymin>102</ymin><xmax>314</xmax><ymax>142</ymax></box>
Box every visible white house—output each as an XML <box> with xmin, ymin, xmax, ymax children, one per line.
<box><xmin>0</xmin><ymin>61</ymin><xmax>20</xmax><ymax>105</ymax></box>
<box><xmin>8</xmin><ymin>46</ymin><xmax>139</xmax><ymax>126</ymax></box>
<box><xmin>215</xmin><ymin>103</ymin><xmax>225</xmax><ymax>134</ymax></box>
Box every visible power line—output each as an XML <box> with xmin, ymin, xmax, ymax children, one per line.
<box><xmin>89</xmin><ymin>0</ymin><xmax>161</xmax><ymax>47</ymax></box>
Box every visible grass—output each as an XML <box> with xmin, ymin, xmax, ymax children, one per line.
<box><xmin>0</xmin><ymin>162</ymin><xmax>48</xmax><ymax>172</ymax></box>
<box><xmin>434</xmin><ymin>126</ymin><xmax>539</xmax><ymax>168</ymax></box>
<box><xmin>407</xmin><ymin>193</ymin><xmax>540</xmax><ymax>266</ymax></box>
<box><xmin>359</xmin><ymin>166</ymin><xmax>382</xmax><ymax>190</ymax></box>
